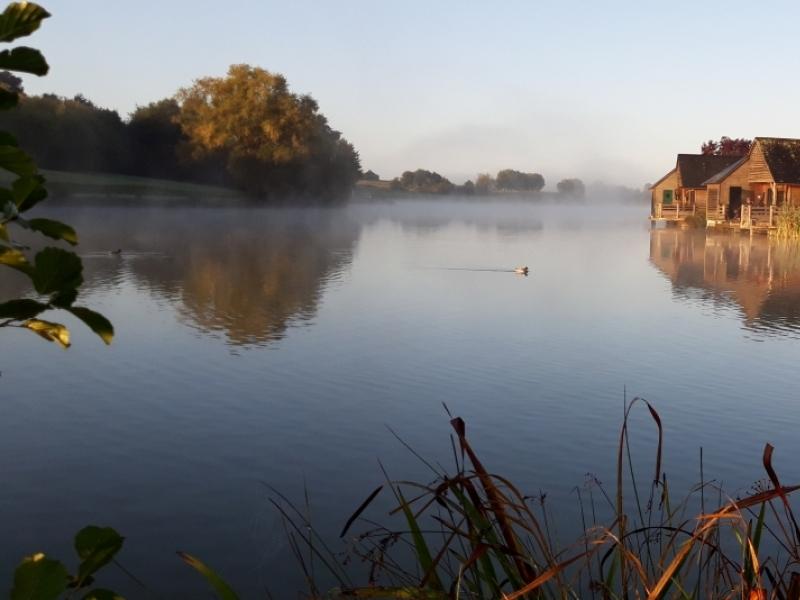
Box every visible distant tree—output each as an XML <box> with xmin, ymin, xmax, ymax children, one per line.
<box><xmin>0</xmin><ymin>93</ymin><xmax>130</xmax><ymax>173</ymax></box>
<box><xmin>556</xmin><ymin>178</ymin><xmax>586</xmax><ymax>198</ymax></box>
<box><xmin>176</xmin><ymin>64</ymin><xmax>360</xmax><ymax>200</ymax></box>
<box><xmin>496</xmin><ymin>169</ymin><xmax>545</xmax><ymax>192</ymax></box>
<box><xmin>0</xmin><ymin>70</ymin><xmax>22</xmax><ymax>93</ymax></box>
<box><xmin>398</xmin><ymin>169</ymin><xmax>454</xmax><ymax>194</ymax></box>
<box><xmin>389</xmin><ymin>177</ymin><xmax>403</xmax><ymax>191</ymax></box>
<box><xmin>361</xmin><ymin>169</ymin><xmax>379</xmax><ymax>181</ymax></box>
<box><xmin>400</xmin><ymin>170</ymin><xmax>416</xmax><ymax>188</ymax></box>
<box><xmin>474</xmin><ymin>173</ymin><xmax>494</xmax><ymax>195</ymax></box>
<box><xmin>127</xmin><ymin>98</ymin><xmax>186</xmax><ymax>180</ymax></box>
<box><xmin>701</xmin><ymin>136</ymin><xmax>751</xmax><ymax>156</ymax></box>
<box><xmin>460</xmin><ymin>180</ymin><xmax>475</xmax><ymax>196</ymax></box>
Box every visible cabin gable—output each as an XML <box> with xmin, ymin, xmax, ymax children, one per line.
<box><xmin>650</xmin><ymin>168</ymin><xmax>678</xmax><ymax>217</ymax></box>
<box><xmin>755</xmin><ymin>138</ymin><xmax>800</xmax><ymax>184</ymax></box>
<box><xmin>650</xmin><ymin>169</ymin><xmax>678</xmax><ymax>202</ymax></box>
<box><xmin>749</xmin><ymin>141</ymin><xmax>773</xmax><ymax>183</ymax></box>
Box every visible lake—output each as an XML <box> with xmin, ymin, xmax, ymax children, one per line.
<box><xmin>1</xmin><ymin>199</ymin><xmax>799</xmax><ymax>597</ymax></box>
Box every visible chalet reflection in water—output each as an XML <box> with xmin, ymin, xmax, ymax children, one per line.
<box><xmin>650</xmin><ymin>228</ymin><xmax>800</xmax><ymax>332</ymax></box>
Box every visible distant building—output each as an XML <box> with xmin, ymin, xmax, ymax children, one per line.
<box><xmin>361</xmin><ymin>169</ymin><xmax>380</xmax><ymax>182</ymax></box>
<box><xmin>650</xmin><ymin>137</ymin><xmax>800</xmax><ymax>230</ymax></box>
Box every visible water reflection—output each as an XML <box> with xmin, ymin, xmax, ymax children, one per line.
<box><xmin>38</xmin><ymin>208</ymin><xmax>361</xmax><ymax>346</ymax></box>
<box><xmin>350</xmin><ymin>200</ymin><xmax>544</xmax><ymax>236</ymax></box>
<box><xmin>649</xmin><ymin>228</ymin><xmax>800</xmax><ymax>334</ymax></box>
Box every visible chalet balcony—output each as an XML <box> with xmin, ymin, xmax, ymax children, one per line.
<box><xmin>740</xmin><ymin>204</ymin><xmax>782</xmax><ymax>229</ymax></box>
<box><xmin>652</xmin><ymin>203</ymin><xmax>696</xmax><ymax>221</ymax></box>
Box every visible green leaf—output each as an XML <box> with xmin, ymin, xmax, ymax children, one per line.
<box><xmin>0</xmin><ymin>46</ymin><xmax>48</xmax><ymax>75</ymax></box>
<box><xmin>0</xmin><ymin>130</ymin><xmax>18</xmax><ymax>146</ymax></box>
<box><xmin>32</xmin><ymin>247</ymin><xmax>82</xmax><ymax>295</ymax></box>
<box><xmin>0</xmin><ymin>2</ymin><xmax>51</xmax><ymax>43</ymax></box>
<box><xmin>397</xmin><ymin>488</ymin><xmax>442</xmax><ymax>591</ymax></box>
<box><xmin>0</xmin><ymin>298</ymin><xmax>48</xmax><ymax>320</ymax></box>
<box><xmin>68</xmin><ymin>307</ymin><xmax>113</xmax><ymax>345</ymax></box>
<box><xmin>13</xmin><ymin>174</ymin><xmax>45</xmax><ymax>206</ymax></box>
<box><xmin>2</xmin><ymin>195</ymin><xmax>17</xmax><ymax>220</ymax></box>
<box><xmin>17</xmin><ymin>180</ymin><xmax>47</xmax><ymax>212</ymax></box>
<box><xmin>82</xmin><ymin>590</ymin><xmax>125</xmax><ymax>600</ymax></box>
<box><xmin>0</xmin><ymin>144</ymin><xmax>35</xmax><ymax>176</ymax></box>
<box><xmin>0</xmin><ymin>87</ymin><xmax>18</xmax><ymax>109</ymax></box>
<box><xmin>50</xmin><ymin>287</ymin><xmax>76</xmax><ymax>309</ymax></box>
<box><xmin>178</xmin><ymin>552</ymin><xmax>240</xmax><ymax>600</ymax></box>
<box><xmin>74</xmin><ymin>526</ymin><xmax>125</xmax><ymax>584</ymax></box>
<box><xmin>0</xmin><ymin>246</ymin><xmax>33</xmax><ymax>275</ymax></box>
<box><xmin>24</xmin><ymin>318</ymin><xmax>70</xmax><ymax>348</ymax></box>
<box><xmin>27</xmin><ymin>218</ymin><xmax>78</xmax><ymax>245</ymax></box>
<box><xmin>10</xmin><ymin>553</ymin><xmax>70</xmax><ymax>600</ymax></box>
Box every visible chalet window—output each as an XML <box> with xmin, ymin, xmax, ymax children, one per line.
<box><xmin>778</xmin><ymin>190</ymin><xmax>786</xmax><ymax>205</ymax></box>
<box><xmin>662</xmin><ymin>189</ymin><xmax>673</xmax><ymax>205</ymax></box>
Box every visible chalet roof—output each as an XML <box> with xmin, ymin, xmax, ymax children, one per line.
<box><xmin>677</xmin><ymin>154</ymin><xmax>742</xmax><ymax>188</ymax></box>
<box><xmin>702</xmin><ymin>156</ymin><xmax>748</xmax><ymax>185</ymax></box>
<box><xmin>649</xmin><ymin>167</ymin><xmax>676</xmax><ymax>189</ymax></box>
<box><xmin>755</xmin><ymin>137</ymin><xmax>800</xmax><ymax>184</ymax></box>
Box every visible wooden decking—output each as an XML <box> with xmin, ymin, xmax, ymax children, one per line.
<box><xmin>652</xmin><ymin>203</ymin><xmax>783</xmax><ymax>231</ymax></box>
<box><xmin>740</xmin><ymin>205</ymin><xmax>777</xmax><ymax>230</ymax></box>
<box><xmin>650</xmin><ymin>203</ymin><xmax>695</xmax><ymax>222</ymax></box>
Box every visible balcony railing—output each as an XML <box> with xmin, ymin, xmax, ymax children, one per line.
<box><xmin>741</xmin><ymin>205</ymin><xmax>779</xmax><ymax>228</ymax></box>
<box><xmin>654</xmin><ymin>204</ymin><xmax>695</xmax><ymax>220</ymax></box>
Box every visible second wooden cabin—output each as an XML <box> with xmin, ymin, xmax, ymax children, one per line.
<box><xmin>651</xmin><ymin>137</ymin><xmax>800</xmax><ymax>229</ymax></box>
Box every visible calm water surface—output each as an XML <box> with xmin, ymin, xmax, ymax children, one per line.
<box><xmin>1</xmin><ymin>199</ymin><xmax>799</xmax><ymax>596</ymax></box>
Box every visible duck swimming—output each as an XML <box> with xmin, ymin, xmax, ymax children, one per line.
<box><xmin>514</xmin><ymin>266</ymin><xmax>529</xmax><ymax>275</ymax></box>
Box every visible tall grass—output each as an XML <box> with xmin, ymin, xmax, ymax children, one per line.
<box><xmin>272</xmin><ymin>400</ymin><xmax>800</xmax><ymax>599</ymax></box>
<box><xmin>684</xmin><ymin>208</ymin><xmax>707</xmax><ymax>229</ymax></box>
<box><xmin>775</xmin><ymin>207</ymin><xmax>800</xmax><ymax>239</ymax></box>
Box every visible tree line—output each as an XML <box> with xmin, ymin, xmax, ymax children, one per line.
<box><xmin>380</xmin><ymin>168</ymin><xmax>585</xmax><ymax>198</ymax></box>
<box><xmin>0</xmin><ymin>64</ymin><xmax>361</xmax><ymax>200</ymax></box>
<box><xmin>701</xmin><ymin>136</ymin><xmax>752</xmax><ymax>157</ymax></box>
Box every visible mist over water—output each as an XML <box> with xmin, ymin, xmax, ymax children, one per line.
<box><xmin>1</xmin><ymin>198</ymin><xmax>799</xmax><ymax>596</ymax></box>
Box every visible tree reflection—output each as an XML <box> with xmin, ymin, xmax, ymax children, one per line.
<box><xmin>54</xmin><ymin>207</ymin><xmax>360</xmax><ymax>346</ymax></box>
<box><xmin>649</xmin><ymin>228</ymin><xmax>800</xmax><ymax>332</ymax></box>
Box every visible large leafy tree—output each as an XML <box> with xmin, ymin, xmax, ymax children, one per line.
<box><xmin>176</xmin><ymin>64</ymin><xmax>360</xmax><ymax>200</ymax></box>
<box><xmin>398</xmin><ymin>168</ymin><xmax>454</xmax><ymax>194</ymax></box>
<box><xmin>556</xmin><ymin>178</ymin><xmax>585</xmax><ymax>198</ymax></box>
<box><xmin>495</xmin><ymin>169</ymin><xmax>545</xmax><ymax>192</ymax></box>
<box><xmin>701</xmin><ymin>136</ymin><xmax>752</xmax><ymax>157</ymax></box>
<box><xmin>0</xmin><ymin>92</ymin><xmax>130</xmax><ymax>173</ymax></box>
<box><xmin>0</xmin><ymin>2</ymin><xmax>112</xmax><ymax>348</ymax></box>
<box><xmin>127</xmin><ymin>98</ymin><xmax>182</xmax><ymax>178</ymax></box>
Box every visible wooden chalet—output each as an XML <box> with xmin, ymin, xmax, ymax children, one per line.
<box><xmin>651</xmin><ymin>154</ymin><xmax>740</xmax><ymax>221</ymax></box>
<box><xmin>651</xmin><ymin>137</ymin><xmax>800</xmax><ymax>230</ymax></box>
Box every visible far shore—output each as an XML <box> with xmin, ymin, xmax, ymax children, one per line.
<box><xmin>12</xmin><ymin>169</ymin><xmax>646</xmax><ymax>205</ymax></box>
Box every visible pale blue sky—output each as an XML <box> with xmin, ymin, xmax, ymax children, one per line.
<box><xmin>22</xmin><ymin>1</ymin><xmax>800</xmax><ymax>187</ymax></box>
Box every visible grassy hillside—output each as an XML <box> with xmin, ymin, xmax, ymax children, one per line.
<box><xmin>39</xmin><ymin>170</ymin><xmax>246</xmax><ymax>201</ymax></box>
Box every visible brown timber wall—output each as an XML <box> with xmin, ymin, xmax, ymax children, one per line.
<box><xmin>720</xmin><ymin>158</ymin><xmax>752</xmax><ymax>208</ymax></box>
<box><xmin>749</xmin><ymin>142</ymin><xmax>774</xmax><ymax>182</ymax></box>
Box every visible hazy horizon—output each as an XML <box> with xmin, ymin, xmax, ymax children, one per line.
<box><xmin>22</xmin><ymin>0</ymin><xmax>800</xmax><ymax>187</ymax></box>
